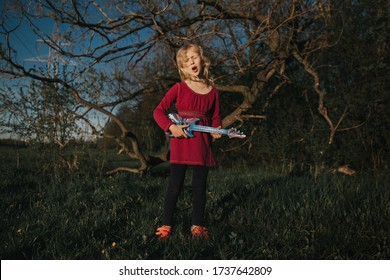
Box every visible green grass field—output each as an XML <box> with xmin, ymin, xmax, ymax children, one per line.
<box><xmin>1</xmin><ymin>146</ymin><xmax>390</xmax><ymax>259</ymax></box>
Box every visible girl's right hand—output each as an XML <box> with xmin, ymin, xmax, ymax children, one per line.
<box><xmin>169</xmin><ymin>124</ymin><xmax>190</xmax><ymax>138</ymax></box>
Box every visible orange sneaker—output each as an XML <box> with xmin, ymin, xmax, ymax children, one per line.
<box><xmin>191</xmin><ymin>225</ymin><xmax>209</xmax><ymax>239</ymax></box>
<box><xmin>156</xmin><ymin>226</ymin><xmax>171</xmax><ymax>239</ymax></box>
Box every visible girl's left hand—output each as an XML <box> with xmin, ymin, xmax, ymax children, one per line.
<box><xmin>211</xmin><ymin>126</ymin><xmax>222</xmax><ymax>139</ymax></box>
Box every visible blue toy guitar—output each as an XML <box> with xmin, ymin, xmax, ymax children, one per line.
<box><xmin>166</xmin><ymin>113</ymin><xmax>246</xmax><ymax>139</ymax></box>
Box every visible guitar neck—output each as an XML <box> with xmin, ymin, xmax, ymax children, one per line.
<box><xmin>191</xmin><ymin>125</ymin><xmax>229</xmax><ymax>135</ymax></box>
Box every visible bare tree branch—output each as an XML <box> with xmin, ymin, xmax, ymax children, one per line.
<box><xmin>1</xmin><ymin>0</ymin><xmax>360</xmax><ymax>173</ymax></box>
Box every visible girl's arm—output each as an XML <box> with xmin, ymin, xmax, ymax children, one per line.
<box><xmin>211</xmin><ymin>90</ymin><xmax>222</xmax><ymax>128</ymax></box>
<box><xmin>154</xmin><ymin>83</ymin><xmax>189</xmax><ymax>138</ymax></box>
<box><xmin>210</xmin><ymin>90</ymin><xmax>222</xmax><ymax>139</ymax></box>
<box><xmin>153</xmin><ymin>83</ymin><xmax>179</xmax><ymax>132</ymax></box>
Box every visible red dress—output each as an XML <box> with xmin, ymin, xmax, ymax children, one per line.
<box><xmin>153</xmin><ymin>82</ymin><xmax>221</xmax><ymax>167</ymax></box>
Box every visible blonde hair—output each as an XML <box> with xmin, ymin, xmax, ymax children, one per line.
<box><xmin>176</xmin><ymin>44</ymin><xmax>213</xmax><ymax>86</ymax></box>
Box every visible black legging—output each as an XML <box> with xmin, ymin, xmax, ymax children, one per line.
<box><xmin>163</xmin><ymin>164</ymin><xmax>209</xmax><ymax>226</ymax></box>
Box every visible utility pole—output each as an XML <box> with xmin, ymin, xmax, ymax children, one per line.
<box><xmin>24</xmin><ymin>21</ymin><xmax>77</xmax><ymax>78</ymax></box>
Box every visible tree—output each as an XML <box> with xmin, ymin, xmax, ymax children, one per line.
<box><xmin>0</xmin><ymin>0</ymin><xmax>372</xmax><ymax>173</ymax></box>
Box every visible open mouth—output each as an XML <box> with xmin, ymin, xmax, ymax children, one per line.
<box><xmin>191</xmin><ymin>66</ymin><xmax>198</xmax><ymax>72</ymax></box>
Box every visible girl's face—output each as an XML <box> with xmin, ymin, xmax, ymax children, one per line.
<box><xmin>181</xmin><ymin>47</ymin><xmax>202</xmax><ymax>79</ymax></box>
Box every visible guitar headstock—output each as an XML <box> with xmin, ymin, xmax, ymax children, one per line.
<box><xmin>227</xmin><ymin>128</ymin><xmax>246</xmax><ymax>139</ymax></box>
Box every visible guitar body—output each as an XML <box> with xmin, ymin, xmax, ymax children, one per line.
<box><xmin>166</xmin><ymin>113</ymin><xmax>246</xmax><ymax>139</ymax></box>
<box><xmin>167</xmin><ymin>113</ymin><xmax>199</xmax><ymax>137</ymax></box>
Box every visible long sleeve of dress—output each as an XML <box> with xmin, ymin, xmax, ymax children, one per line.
<box><xmin>211</xmin><ymin>91</ymin><xmax>222</xmax><ymax>128</ymax></box>
<box><xmin>153</xmin><ymin>83</ymin><xmax>179</xmax><ymax>132</ymax></box>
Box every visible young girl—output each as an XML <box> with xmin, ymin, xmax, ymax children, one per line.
<box><xmin>153</xmin><ymin>43</ymin><xmax>221</xmax><ymax>239</ymax></box>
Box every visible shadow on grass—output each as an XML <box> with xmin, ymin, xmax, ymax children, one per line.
<box><xmin>2</xmin><ymin>160</ymin><xmax>390</xmax><ymax>260</ymax></box>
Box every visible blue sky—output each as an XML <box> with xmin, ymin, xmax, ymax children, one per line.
<box><xmin>2</xmin><ymin>14</ymin><xmax>57</xmax><ymax>69</ymax></box>
<box><xmin>1</xmin><ymin>8</ymin><xmax>99</xmax><ymax>140</ymax></box>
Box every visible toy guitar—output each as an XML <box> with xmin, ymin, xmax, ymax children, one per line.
<box><xmin>166</xmin><ymin>113</ymin><xmax>246</xmax><ymax>139</ymax></box>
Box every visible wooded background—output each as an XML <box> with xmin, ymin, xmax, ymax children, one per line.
<box><xmin>1</xmin><ymin>0</ymin><xmax>389</xmax><ymax>174</ymax></box>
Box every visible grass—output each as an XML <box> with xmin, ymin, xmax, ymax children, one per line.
<box><xmin>1</xmin><ymin>146</ymin><xmax>390</xmax><ymax>259</ymax></box>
